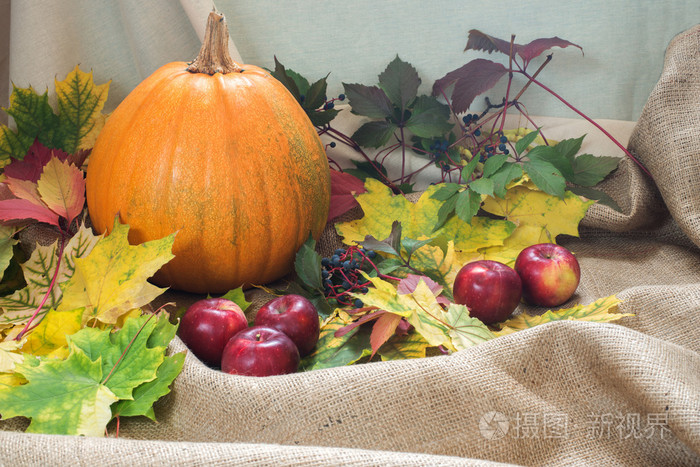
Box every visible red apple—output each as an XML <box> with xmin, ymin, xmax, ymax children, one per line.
<box><xmin>254</xmin><ymin>294</ymin><xmax>320</xmax><ymax>356</ymax></box>
<box><xmin>221</xmin><ymin>326</ymin><xmax>300</xmax><ymax>376</ymax></box>
<box><xmin>514</xmin><ymin>243</ymin><xmax>580</xmax><ymax>307</ymax></box>
<box><xmin>453</xmin><ymin>260</ymin><xmax>522</xmax><ymax>324</ymax></box>
<box><xmin>178</xmin><ymin>298</ymin><xmax>248</xmax><ymax>367</ymax></box>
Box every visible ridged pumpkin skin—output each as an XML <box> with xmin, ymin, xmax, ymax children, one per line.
<box><xmin>86</xmin><ymin>61</ymin><xmax>330</xmax><ymax>293</ymax></box>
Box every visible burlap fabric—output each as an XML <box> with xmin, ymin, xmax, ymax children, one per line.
<box><xmin>2</xmin><ymin>26</ymin><xmax>700</xmax><ymax>467</ymax></box>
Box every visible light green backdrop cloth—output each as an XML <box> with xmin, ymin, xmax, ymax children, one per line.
<box><xmin>2</xmin><ymin>0</ymin><xmax>699</xmax><ymax>122</ymax></box>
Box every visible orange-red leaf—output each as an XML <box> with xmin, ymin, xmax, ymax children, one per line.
<box><xmin>370</xmin><ymin>312</ymin><xmax>402</xmax><ymax>357</ymax></box>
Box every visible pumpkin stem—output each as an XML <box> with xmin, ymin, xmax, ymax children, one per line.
<box><xmin>187</xmin><ymin>10</ymin><xmax>242</xmax><ymax>75</ymax></box>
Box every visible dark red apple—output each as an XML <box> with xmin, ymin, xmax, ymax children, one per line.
<box><xmin>514</xmin><ymin>243</ymin><xmax>580</xmax><ymax>307</ymax></box>
<box><xmin>453</xmin><ymin>260</ymin><xmax>522</xmax><ymax>324</ymax></box>
<box><xmin>253</xmin><ymin>294</ymin><xmax>320</xmax><ymax>356</ymax></box>
<box><xmin>178</xmin><ymin>298</ymin><xmax>248</xmax><ymax>366</ymax></box>
<box><xmin>221</xmin><ymin>326</ymin><xmax>300</xmax><ymax>376</ymax></box>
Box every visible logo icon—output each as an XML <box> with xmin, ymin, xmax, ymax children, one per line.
<box><xmin>479</xmin><ymin>411</ymin><xmax>510</xmax><ymax>440</ymax></box>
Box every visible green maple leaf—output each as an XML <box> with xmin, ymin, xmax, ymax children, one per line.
<box><xmin>68</xmin><ymin>314</ymin><xmax>166</xmax><ymax>400</ymax></box>
<box><xmin>300</xmin><ymin>310</ymin><xmax>372</xmax><ymax>371</ymax></box>
<box><xmin>111</xmin><ymin>352</ymin><xmax>185</xmax><ymax>421</ymax></box>
<box><xmin>0</xmin><ymin>342</ymin><xmax>118</xmax><ymax>436</ymax></box>
<box><xmin>0</xmin><ymin>313</ymin><xmax>183</xmax><ymax>435</ymax></box>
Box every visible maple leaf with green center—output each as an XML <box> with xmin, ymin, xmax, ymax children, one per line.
<box><xmin>57</xmin><ymin>220</ymin><xmax>175</xmax><ymax>325</ymax></box>
<box><xmin>494</xmin><ymin>295</ymin><xmax>631</xmax><ymax>336</ymax></box>
<box><xmin>0</xmin><ymin>65</ymin><xmax>110</xmax><ymax>165</ymax></box>
<box><xmin>0</xmin><ymin>223</ymin><xmax>100</xmax><ymax>326</ymax></box>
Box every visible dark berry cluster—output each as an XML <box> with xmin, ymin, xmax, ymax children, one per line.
<box><xmin>321</xmin><ymin>246</ymin><xmax>377</xmax><ymax>308</ymax></box>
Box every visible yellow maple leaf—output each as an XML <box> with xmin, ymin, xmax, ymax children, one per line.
<box><xmin>335</xmin><ymin>179</ymin><xmax>514</xmax><ymax>253</ymax></box>
<box><xmin>22</xmin><ymin>308</ymin><xmax>84</xmax><ymax>357</ymax></box>
<box><xmin>478</xmin><ymin>224</ymin><xmax>548</xmax><ymax>267</ymax></box>
<box><xmin>335</xmin><ymin>178</ymin><xmax>443</xmax><ymax>245</ymax></box>
<box><xmin>482</xmin><ymin>184</ymin><xmax>594</xmax><ymax>241</ymax></box>
<box><xmin>58</xmin><ymin>220</ymin><xmax>175</xmax><ymax>325</ymax></box>
<box><xmin>494</xmin><ymin>295</ymin><xmax>632</xmax><ymax>336</ymax></box>
<box><xmin>0</xmin><ymin>337</ymin><xmax>26</xmax><ymax>372</ymax></box>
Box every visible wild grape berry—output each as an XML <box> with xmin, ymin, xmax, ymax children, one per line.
<box><xmin>324</xmin><ymin>102</ymin><xmax>335</xmax><ymax>110</ymax></box>
<box><xmin>334</xmin><ymin>248</ymin><xmax>346</xmax><ymax>256</ymax></box>
<box><xmin>504</xmin><ymin>149</ymin><xmax>510</xmax><ymax>155</ymax></box>
<box><xmin>322</xmin><ymin>269</ymin><xmax>330</xmax><ymax>278</ymax></box>
<box><xmin>499</xmin><ymin>135</ymin><xmax>508</xmax><ymax>143</ymax></box>
<box><xmin>331</xmin><ymin>254</ymin><xmax>340</xmax><ymax>266</ymax></box>
<box><xmin>342</xmin><ymin>280</ymin><xmax>351</xmax><ymax>289</ymax></box>
<box><xmin>338</xmin><ymin>93</ymin><xmax>346</xmax><ymax>101</ymax></box>
<box><xmin>367</xmin><ymin>250</ymin><xmax>377</xmax><ymax>259</ymax></box>
<box><xmin>498</xmin><ymin>143</ymin><xmax>506</xmax><ymax>151</ymax></box>
<box><xmin>329</xmin><ymin>142</ymin><xmax>336</xmax><ymax>148</ymax></box>
<box><xmin>474</xmin><ymin>129</ymin><xmax>481</xmax><ymax>136</ymax></box>
<box><xmin>321</xmin><ymin>257</ymin><xmax>330</xmax><ymax>267</ymax></box>
<box><xmin>354</xmin><ymin>299</ymin><xmax>364</xmax><ymax>308</ymax></box>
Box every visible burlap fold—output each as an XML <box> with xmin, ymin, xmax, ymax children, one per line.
<box><xmin>2</xmin><ymin>24</ymin><xmax>700</xmax><ymax>467</ymax></box>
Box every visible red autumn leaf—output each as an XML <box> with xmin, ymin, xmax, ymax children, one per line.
<box><xmin>328</xmin><ymin>169</ymin><xmax>367</xmax><ymax>222</ymax></box>
<box><xmin>464</xmin><ymin>30</ymin><xmax>583</xmax><ymax>66</ymax></box>
<box><xmin>0</xmin><ymin>198</ymin><xmax>60</xmax><ymax>226</ymax></box>
<box><xmin>432</xmin><ymin>59</ymin><xmax>508</xmax><ymax>114</ymax></box>
<box><xmin>465</xmin><ymin>29</ymin><xmax>515</xmax><ymax>56</ymax></box>
<box><xmin>517</xmin><ymin>37</ymin><xmax>583</xmax><ymax>64</ymax></box>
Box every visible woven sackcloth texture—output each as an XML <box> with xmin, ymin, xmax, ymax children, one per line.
<box><xmin>2</xmin><ymin>25</ymin><xmax>700</xmax><ymax>467</ymax></box>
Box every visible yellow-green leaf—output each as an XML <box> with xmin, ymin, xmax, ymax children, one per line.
<box><xmin>300</xmin><ymin>310</ymin><xmax>372</xmax><ymax>371</ymax></box>
<box><xmin>58</xmin><ymin>220</ymin><xmax>175</xmax><ymax>325</ymax></box>
<box><xmin>443</xmin><ymin>304</ymin><xmax>496</xmax><ymax>351</ymax></box>
<box><xmin>0</xmin><ymin>343</ymin><xmax>119</xmax><ymax>436</ymax></box>
<box><xmin>378</xmin><ymin>331</ymin><xmax>431</xmax><ymax>361</ymax></box>
<box><xmin>350</xmin><ymin>273</ymin><xmax>415</xmax><ymax>318</ymax></box>
<box><xmin>0</xmin><ymin>337</ymin><xmax>25</xmax><ymax>372</ymax></box>
<box><xmin>482</xmin><ymin>185</ymin><xmax>594</xmax><ymax>241</ymax></box>
<box><xmin>404</xmin><ymin>280</ymin><xmax>451</xmax><ymax>348</ymax></box>
<box><xmin>22</xmin><ymin>308</ymin><xmax>84</xmax><ymax>357</ymax></box>
<box><xmin>54</xmin><ymin>66</ymin><xmax>110</xmax><ymax>154</ymax></box>
<box><xmin>495</xmin><ymin>295</ymin><xmax>631</xmax><ymax>336</ymax></box>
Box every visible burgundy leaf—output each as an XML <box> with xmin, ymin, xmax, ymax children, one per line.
<box><xmin>518</xmin><ymin>37</ymin><xmax>583</xmax><ymax>64</ymax></box>
<box><xmin>4</xmin><ymin>140</ymin><xmax>72</xmax><ymax>182</ymax></box>
<box><xmin>395</xmin><ymin>318</ymin><xmax>413</xmax><ymax>336</ymax></box>
<box><xmin>465</xmin><ymin>30</ymin><xmax>519</xmax><ymax>56</ymax></box>
<box><xmin>433</xmin><ymin>59</ymin><xmax>508</xmax><ymax>114</ymax></box>
<box><xmin>328</xmin><ymin>169</ymin><xmax>367</xmax><ymax>222</ymax></box>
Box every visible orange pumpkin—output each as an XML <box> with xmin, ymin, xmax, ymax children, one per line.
<box><xmin>86</xmin><ymin>11</ymin><xmax>330</xmax><ymax>294</ymax></box>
